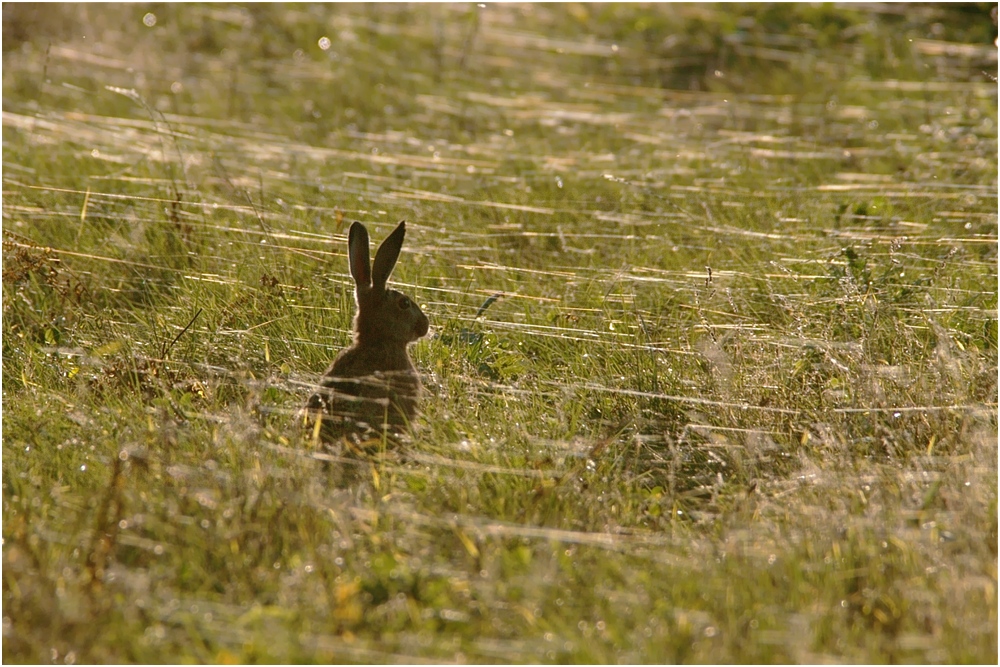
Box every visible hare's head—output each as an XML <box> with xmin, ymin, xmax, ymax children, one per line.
<box><xmin>349</xmin><ymin>220</ymin><xmax>429</xmax><ymax>345</ymax></box>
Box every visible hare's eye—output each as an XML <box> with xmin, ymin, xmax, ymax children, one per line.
<box><xmin>398</xmin><ymin>297</ymin><xmax>410</xmax><ymax>310</ymax></box>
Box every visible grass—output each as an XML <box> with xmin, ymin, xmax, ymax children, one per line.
<box><xmin>3</xmin><ymin>2</ymin><xmax>997</xmax><ymax>663</ymax></box>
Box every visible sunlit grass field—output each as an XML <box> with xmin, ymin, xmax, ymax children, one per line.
<box><xmin>3</xmin><ymin>3</ymin><xmax>997</xmax><ymax>663</ymax></box>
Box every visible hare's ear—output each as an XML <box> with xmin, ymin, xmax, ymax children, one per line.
<box><xmin>371</xmin><ymin>220</ymin><xmax>405</xmax><ymax>290</ymax></box>
<box><xmin>348</xmin><ymin>222</ymin><xmax>372</xmax><ymax>288</ymax></box>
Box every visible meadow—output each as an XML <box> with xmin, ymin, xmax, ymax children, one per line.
<box><xmin>2</xmin><ymin>3</ymin><xmax>997</xmax><ymax>663</ymax></box>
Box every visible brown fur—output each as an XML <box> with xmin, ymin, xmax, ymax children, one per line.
<box><xmin>304</xmin><ymin>220</ymin><xmax>428</xmax><ymax>441</ymax></box>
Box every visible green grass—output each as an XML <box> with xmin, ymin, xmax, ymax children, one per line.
<box><xmin>3</xmin><ymin>3</ymin><xmax>997</xmax><ymax>663</ymax></box>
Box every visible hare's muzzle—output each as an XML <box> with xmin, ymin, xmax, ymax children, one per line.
<box><xmin>414</xmin><ymin>316</ymin><xmax>429</xmax><ymax>339</ymax></box>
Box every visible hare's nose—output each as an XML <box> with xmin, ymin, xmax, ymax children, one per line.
<box><xmin>414</xmin><ymin>317</ymin><xmax>429</xmax><ymax>338</ymax></box>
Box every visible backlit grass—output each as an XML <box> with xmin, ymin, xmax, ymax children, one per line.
<box><xmin>3</xmin><ymin>3</ymin><xmax>997</xmax><ymax>663</ymax></box>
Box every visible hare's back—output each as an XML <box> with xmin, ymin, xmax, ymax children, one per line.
<box><xmin>316</xmin><ymin>345</ymin><xmax>420</xmax><ymax>426</ymax></box>
<box><xmin>326</xmin><ymin>344</ymin><xmax>415</xmax><ymax>378</ymax></box>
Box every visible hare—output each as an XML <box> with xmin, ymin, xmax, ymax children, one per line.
<box><xmin>304</xmin><ymin>220</ymin><xmax>429</xmax><ymax>442</ymax></box>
